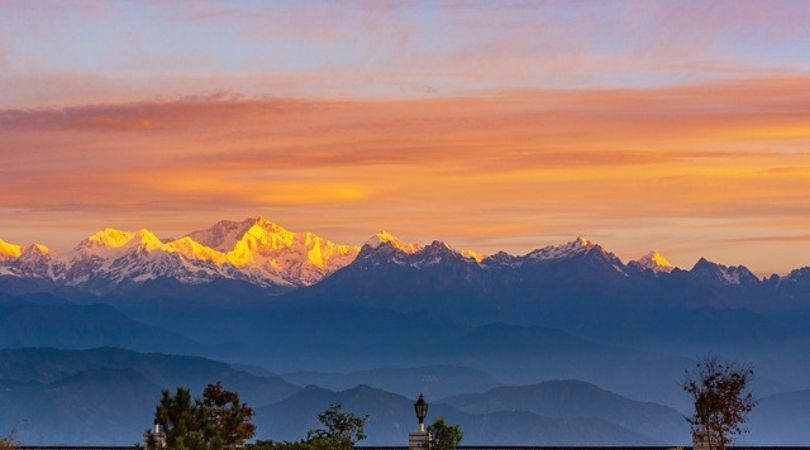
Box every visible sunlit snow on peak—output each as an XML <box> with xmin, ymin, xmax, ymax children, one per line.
<box><xmin>636</xmin><ymin>251</ymin><xmax>675</xmax><ymax>273</ymax></box>
<box><xmin>0</xmin><ymin>238</ymin><xmax>23</xmax><ymax>259</ymax></box>
<box><xmin>365</xmin><ymin>231</ymin><xmax>423</xmax><ymax>254</ymax></box>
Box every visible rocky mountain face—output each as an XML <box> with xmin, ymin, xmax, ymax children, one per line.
<box><xmin>296</xmin><ymin>232</ymin><xmax>772</xmax><ymax>315</ymax></box>
<box><xmin>3</xmin><ymin>219</ymin><xmax>810</xmax><ymax>315</ymax></box>
<box><xmin>628</xmin><ymin>250</ymin><xmax>675</xmax><ymax>274</ymax></box>
<box><xmin>187</xmin><ymin>217</ymin><xmax>359</xmax><ymax>286</ymax></box>
<box><xmin>0</xmin><ymin>217</ymin><xmax>359</xmax><ymax>293</ymax></box>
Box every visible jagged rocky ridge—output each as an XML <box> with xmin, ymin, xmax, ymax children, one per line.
<box><xmin>0</xmin><ymin>217</ymin><xmax>359</xmax><ymax>293</ymax></box>
<box><xmin>2</xmin><ymin>218</ymin><xmax>809</xmax><ymax>297</ymax></box>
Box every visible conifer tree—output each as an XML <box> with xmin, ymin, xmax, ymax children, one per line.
<box><xmin>146</xmin><ymin>383</ymin><xmax>255</xmax><ymax>450</ymax></box>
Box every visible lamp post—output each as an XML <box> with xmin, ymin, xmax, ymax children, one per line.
<box><xmin>408</xmin><ymin>393</ymin><xmax>432</xmax><ymax>450</ymax></box>
<box><xmin>414</xmin><ymin>393</ymin><xmax>429</xmax><ymax>432</ymax></box>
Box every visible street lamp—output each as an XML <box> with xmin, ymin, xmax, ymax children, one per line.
<box><xmin>414</xmin><ymin>393</ymin><xmax>429</xmax><ymax>431</ymax></box>
<box><xmin>409</xmin><ymin>393</ymin><xmax>432</xmax><ymax>450</ymax></box>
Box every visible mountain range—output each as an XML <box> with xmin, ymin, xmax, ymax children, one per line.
<box><xmin>5</xmin><ymin>217</ymin><xmax>810</xmax><ymax>396</ymax></box>
<box><xmin>4</xmin><ymin>216</ymin><xmax>806</xmax><ymax>297</ymax></box>
<box><xmin>0</xmin><ymin>217</ymin><xmax>358</xmax><ymax>293</ymax></box>
<box><xmin>3</xmin><ymin>217</ymin><xmax>810</xmax><ymax>444</ymax></box>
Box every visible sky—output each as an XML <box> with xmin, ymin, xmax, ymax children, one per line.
<box><xmin>1</xmin><ymin>0</ymin><xmax>809</xmax><ymax>274</ymax></box>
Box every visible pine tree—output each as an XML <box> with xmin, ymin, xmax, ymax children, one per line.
<box><xmin>146</xmin><ymin>383</ymin><xmax>255</xmax><ymax>450</ymax></box>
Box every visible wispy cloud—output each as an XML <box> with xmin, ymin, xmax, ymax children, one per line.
<box><xmin>1</xmin><ymin>1</ymin><xmax>808</xmax><ymax>107</ymax></box>
<box><xmin>1</xmin><ymin>1</ymin><xmax>810</xmax><ymax>271</ymax></box>
<box><xmin>722</xmin><ymin>234</ymin><xmax>810</xmax><ymax>243</ymax></box>
<box><xmin>2</xmin><ymin>75</ymin><xmax>810</xmax><ymax>272</ymax></box>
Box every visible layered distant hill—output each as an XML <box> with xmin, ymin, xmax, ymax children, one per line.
<box><xmin>0</xmin><ymin>293</ymin><xmax>198</xmax><ymax>353</ymax></box>
<box><xmin>281</xmin><ymin>365</ymin><xmax>499</xmax><ymax>399</ymax></box>
<box><xmin>0</xmin><ymin>347</ymin><xmax>298</xmax><ymax>444</ymax></box>
<box><xmin>2</xmin><ymin>347</ymin><xmax>809</xmax><ymax>445</ymax></box>
<box><xmin>440</xmin><ymin>380</ymin><xmax>687</xmax><ymax>443</ymax></box>
<box><xmin>255</xmin><ymin>384</ymin><xmax>661</xmax><ymax>445</ymax></box>
<box><xmin>0</xmin><ymin>348</ymin><xmax>700</xmax><ymax>445</ymax></box>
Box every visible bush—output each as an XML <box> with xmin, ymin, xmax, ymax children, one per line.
<box><xmin>428</xmin><ymin>418</ymin><xmax>463</xmax><ymax>450</ymax></box>
<box><xmin>247</xmin><ymin>404</ymin><xmax>367</xmax><ymax>450</ymax></box>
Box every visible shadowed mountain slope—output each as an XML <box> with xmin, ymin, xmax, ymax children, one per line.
<box><xmin>441</xmin><ymin>380</ymin><xmax>688</xmax><ymax>443</ymax></box>
<box><xmin>255</xmin><ymin>384</ymin><xmax>660</xmax><ymax>445</ymax></box>
<box><xmin>0</xmin><ymin>347</ymin><xmax>301</xmax><ymax>445</ymax></box>
<box><xmin>281</xmin><ymin>365</ymin><xmax>499</xmax><ymax>399</ymax></box>
<box><xmin>0</xmin><ymin>293</ymin><xmax>199</xmax><ymax>353</ymax></box>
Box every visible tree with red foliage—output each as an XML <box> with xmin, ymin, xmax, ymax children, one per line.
<box><xmin>683</xmin><ymin>357</ymin><xmax>756</xmax><ymax>450</ymax></box>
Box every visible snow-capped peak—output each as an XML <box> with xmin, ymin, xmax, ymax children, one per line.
<box><xmin>22</xmin><ymin>243</ymin><xmax>50</xmax><ymax>257</ymax></box>
<box><xmin>163</xmin><ymin>236</ymin><xmax>227</xmax><ymax>264</ymax></box>
<box><xmin>461</xmin><ymin>249</ymin><xmax>487</xmax><ymax>262</ymax></box>
<box><xmin>573</xmin><ymin>236</ymin><xmax>591</xmax><ymax>247</ymax></box>
<box><xmin>635</xmin><ymin>251</ymin><xmax>674</xmax><ymax>273</ymax></box>
<box><xmin>187</xmin><ymin>216</ymin><xmax>299</xmax><ymax>254</ymax></box>
<box><xmin>0</xmin><ymin>240</ymin><xmax>52</xmax><ymax>279</ymax></box>
<box><xmin>365</xmin><ymin>231</ymin><xmax>423</xmax><ymax>254</ymax></box>
<box><xmin>131</xmin><ymin>229</ymin><xmax>164</xmax><ymax>250</ymax></box>
<box><xmin>187</xmin><ymin>217</ymin><xmax>257</xmax><ymax>252</ymax></box>
<box><xmin>526</xmin><ymin>236</ymin><xmax>594</xmax><ymax>260</ymax></box>
<box><xmin>79</xmin><ymin>228</ymin><xmax>164</xmax><ymax>253</ymax></box>
<box><xmin>187</xmin><ymin>216</ymin><xmax>360</xmax><ymax>285</ymax></box>
<box><xmin>85</xmin><ymin>228</ymin><xmax>136</xmax><ymax>248</ymax></box>
<box><xmin>691</xmin><ymin>257</ymin><xmax>759</xmax><ymax>286</ymax></box>
<box><xmin>37</xmin><ymin>217</ymin><xmax>360</xmax><ymax>292</ymax></box>
<box><xmin>0</xmin><ymin>238</ymin><xmax>23</xmax><ymax>259</ymax></box>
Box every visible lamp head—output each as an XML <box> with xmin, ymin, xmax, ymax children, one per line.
<box><xmin>414</xmin><ymin>393</ymin><xmax>428</xmax><ymax>425</ymax></box>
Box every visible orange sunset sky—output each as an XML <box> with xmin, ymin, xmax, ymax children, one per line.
<box><xmin>1</xmin><ymin>1</ymin><xmax>809</xmax><ymax>274</ymax></box>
